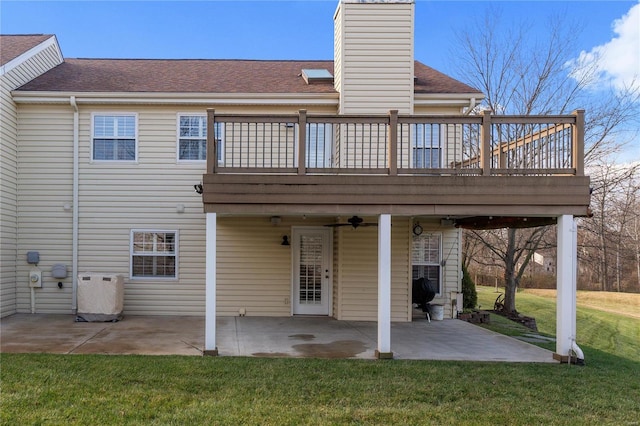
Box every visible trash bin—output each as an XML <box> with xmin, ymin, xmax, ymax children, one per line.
<box><xmin>429</xmin><ymin>304</ymin><xmax>444</xmax><ymax>321</ymax></box>
<box><xmin>76</xmin><ymin>273</ymin><xmax>124</xmax><ymax>322</ymax></box>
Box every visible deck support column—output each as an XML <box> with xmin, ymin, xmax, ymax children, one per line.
<box><xmin>554</xmin><ymin>215</ymin><xmax>584</xmax><ymax>364</ymax></box>
<box><xmin>376</xmin><ymin>214</ymin><xmax>393</xmax><ymax>359</ymax></box>
<box><xmin>204</xmin><ymin>212</ymin><xmax>218</xmax><ymax>356</ymax></box>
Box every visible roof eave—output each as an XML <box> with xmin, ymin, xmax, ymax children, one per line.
<box><xmin>414</xmin><ymin>92</ymin><xmax>485</xmax><ymax>107</ymax></box>
<box><xmin>0</xmin><ymin>35</ymin><xmax>62</xmax><ymax>76</ymax></box>
<box><xmin>11</xmin><ymin>91</ymin><xmax>341</xmax><ymax>106</ymax></box>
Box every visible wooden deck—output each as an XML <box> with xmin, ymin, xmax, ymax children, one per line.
<box><xmin>201</xmin><ymin>110</ymin><xmax>590</xmax><ymax>225</ymax></box>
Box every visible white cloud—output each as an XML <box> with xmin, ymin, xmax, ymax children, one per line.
<box><xmin>571</xmin><ymin>2</ymin><xmax>640</xmax><ymax>92</ymax></box>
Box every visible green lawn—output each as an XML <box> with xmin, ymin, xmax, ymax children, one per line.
<box><xmin>2</xmin><ymin>289</ymin><xmax>639</xmax><ymax>425</ymax></box>
<box><xmin>476</xmin><ymin>285</ymin><xmax>640</xmax><ymax>361</ymax></box>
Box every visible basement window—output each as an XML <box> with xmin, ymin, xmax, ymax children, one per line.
<box><xmin>130</xmin><ymin>230</ymin><xmax>177</xmax><ymax>279</ymax></box>
<box><xmin>301</xmin><ymin>69</ymin><xmax>333</xmax><ymax>84</ymax></box>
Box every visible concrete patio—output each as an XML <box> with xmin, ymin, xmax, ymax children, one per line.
<box><xmin>0</xmin><ymin>313</ymin><xmax>556</xmax><ymax>362</ymax></box>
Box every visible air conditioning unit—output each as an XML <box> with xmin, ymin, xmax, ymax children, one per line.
<box><xmin>76</xmin><ymin>273</ymin><xmax>124</xmax><ymax>322</ymax></box>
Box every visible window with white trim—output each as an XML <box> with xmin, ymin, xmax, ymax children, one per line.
<box><xmin>130</xmin><ymin>230</ymin><xmax>177</xmax><ymax>279</ymax></box>
<box><xmin>412</xmin><ymin>232</ymin><xmax>442</xmax><ymax>294</ymax></box>
<box><xmin>177</xmin><ymin>115</ymin><xmax>223</xmax><ymax>162</ymax></box>
<box><xmin>92</xmin><ymin>114</ymin><xmax>137</xmax><ymax>161</ymax></box>
<box><xmin>412</xmin><ymin>123</ymin><xmax>441</xmax><ymax>168</ymax></box>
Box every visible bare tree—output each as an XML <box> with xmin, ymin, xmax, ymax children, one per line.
<box><xmin>583</xmin><ymin>162</ymin><xmax>639</xmax><ymax>290</ymax></box>
<box><xmin>581</xmin><ymin>162</ymin><xmax>640</xmax><ymax>291</ymax></box>
<box><xmin>453</xmin><ymin>8</ymin><xmax>640</xmax><ymax>312</ymax></box>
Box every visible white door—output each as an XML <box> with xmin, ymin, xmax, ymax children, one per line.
<box><xmin>292</xmin><ymin>227</ymin><xmax>332</xmax><ymax>315</ymax></box>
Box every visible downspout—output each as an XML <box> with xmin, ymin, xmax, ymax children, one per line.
<box><xmin>569</xmin><ymin>218</ymin><xmax>585</xmax><ymax>365</ymax></box>
<box><xmin>571</xmin><ymin>339</ymin><xmax>585</xmax><ymax>366</ymax></box>
<box><xmin>464</xmin><ymin>97</ymin><xmax>477</xmax><ymax>115</ymax></box>
<box><xmin>70</xmin><ymin>96</ymin><xmax>79</xmax><ymax>313</ymax></box>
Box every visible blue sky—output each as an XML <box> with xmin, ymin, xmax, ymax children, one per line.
<box><xmin>1</xmin><ymin>1</ymin><xmax>635</xmax><ymax>75</ymax></box>
<box><xmin>2</xmin><ymin>0</ymin><xmax>639</xmax><ymax>160</ymax></box>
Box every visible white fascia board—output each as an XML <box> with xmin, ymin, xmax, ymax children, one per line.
<box><xmin>0</xmin><ymin>35</ymin><xmax>63</xmax><ymax>76</ymax></box>
<box><xmin>11</xmin><ymin>91</ymin><xmax>340</xmax><ymax>106</ymax></box>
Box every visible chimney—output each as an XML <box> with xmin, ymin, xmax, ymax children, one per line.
<box><xmin>334</xmin><ymin>0</ymin><xmax>415</xmax><ymax>114</ymax></box>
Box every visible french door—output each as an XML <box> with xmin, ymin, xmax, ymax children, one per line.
<box><xmin>292</xmin><ymin>227</ymin><xmax>332</xmax><ymax>315</ymax></box>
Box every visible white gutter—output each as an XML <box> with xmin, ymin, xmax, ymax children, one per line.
<box><xmin>70</xmin><ymin>96</ymin><xmax>79</xmax><ymax>313</ymax></box>
<box><xmin>12</xmin><ymin>91</ymin><xmax>340</xmax><ymax>106</ymax></box>
<box><xmin>414</xmin><ymin>93</ymin><xmax>484</xmax><ymax>109</ymax></box>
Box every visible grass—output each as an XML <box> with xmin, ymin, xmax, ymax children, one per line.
<box><xmin>476</xmin><ymin>285</ymin><xmax>640</xmax><ymax>362</ymax></box>
<box><xmin>524</xmin><ymin>289</ymin><xmax>640</xmax><ymax>319</ymax></box>
<box><xmin>2</xmin><ymin>289</ymin><xmax>639</xmax><ymax>425</ymax></box>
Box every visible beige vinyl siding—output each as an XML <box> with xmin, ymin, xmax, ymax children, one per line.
<box><xmin>333</xmin><ymin>3</ymin><xmax>343</xmax><ymax>96</ymax></box>
<box><xmin>16</xmin><ymin>105</ymin><xmax>74</xmax><ymax>314</ymax></box>
<box><xmin>217</xmin><ymin>216</ymin><xmax>334</xmax><ymax>316</ymax></box>
<box><xmin>337</xmin><ymin>217</ymin><xmax>410</xmax><ymax>322</ymax></box>
<box><xmin>217</xmin><ymin>217</ymin><xmax>291</xmax><ymax>316</ymax></box>
<box><xmin>336</xmin><ymin>2</ymin><xmax>414</xmax><ymax>114</ymax></box>
<box><xmin>14</xmin><ymin>103</ymin><xmax>342</xmax><ymax>316</ymax></box>
<box><xmin>77</xmin><ymin>106</ymin><xmax>208</xmax><ymax>315</ymax></box>
<box><xmin>1</xmin><ymin>40</ymin><xmax>63</xmax><ymax>317</ymax></box>
<box><xmin>1</xmin><ymin>81</ymin><xmax>19</xmax><ymax>317</ymax></box>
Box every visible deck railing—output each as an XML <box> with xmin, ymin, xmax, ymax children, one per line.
<box><xmin>206</xmin><ymin>109</ymin><xmax>584</xmax><ymax>177</ymax></box>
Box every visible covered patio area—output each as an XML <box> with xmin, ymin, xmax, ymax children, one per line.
<box><xmin>1</xmin><ymin>314</ymin><xmax>555</xmax><ymax>362</ymax></box>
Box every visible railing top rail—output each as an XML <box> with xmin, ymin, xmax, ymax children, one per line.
<box><xmin>210</xmin><ymin>112</ymin><xmax>578</xmax><ymax>125</ymax></box>
<box><xmin>398</xmin><ymin>115</ymin><xmax>482</xmax><ymax>124</ymax></box>
<box><xmin>210</xmin><ymin>114</ymin><xmax>299</xmax><ymax>123</ymax></box>
<box><xmin>306</xmin><ymin>115</ymin><xmax>390</xmax><ymax>124</ymax></box>
<box><xmin>490</xmin><ymin>115</ymin><xmax>576</xmax><ymax>124</ymax></box>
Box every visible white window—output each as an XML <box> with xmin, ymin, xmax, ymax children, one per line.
<box><xmin>130</xmin><ymin>230</ymin><xmax>177</xmax><ymax>279</ymax></box>
<box><xmin>92</xmin><ymin>114</ymin><xmax>137</xmax><ymax>161</ymax></box>
<box><xmin>412</xmin><ymin>233</ymin><xmax>442</xmax><ymax>294</ymax></box>
<box><xmin>177</xmin><ymin>114</ymin><xmax>223</xmax><ymax>162</ymax></box>
<box><xmin>412</xmin><ymin>123</ymin><xmax>441</xmax><ymax>168</ymax></box>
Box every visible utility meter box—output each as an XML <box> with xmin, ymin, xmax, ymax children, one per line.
<box><xmin>29</xmin><ymin>270</ymin><xmax>42</xmax><ymax>288</ymax></box>
<box><xmin>51</xmin><ymin>264</ymin><xmax>68</xmax><ymax>279</ymax></box>
<box><xmin>76</xmin><ymin>273</ymin><xmax>124</xmax><ymax>322</ymax></box>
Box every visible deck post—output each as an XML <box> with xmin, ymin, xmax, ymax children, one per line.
<box><xmin>206</xmin><ymin>109</ymin><xmax>217</xmax><ymax>174</ymax></box>
<box><xmin>388</xmin><ymin>110</ymin><xmax>398</xmax><ymax>175</ymax></box>
<box><xmin>376</xmin><ymin>214</ymin><xmax>393</xmax><ymax>359</ymax></box>
<box><xmin>298</xmin><ymin>110</ymin><xmax>307</xmax><ymax>175</ymax></box>
<box><xmin>572</xmin><ymin>110</ymin><xmax>585</xmax><ymax>177</ymax></box>
<box><xmin>554</xmin><ymin>215</ymin><xmax>583</xmax><ymax>364</ymax></box>
<box><xmin>480</xmin><ymin>110</ymin><xmax>491</xmax><ymax>175</ymax></box>
<box><xmin>204</xmin><ymin>212</ymin><xmax>218</xmax><ymax>356</ymax></box>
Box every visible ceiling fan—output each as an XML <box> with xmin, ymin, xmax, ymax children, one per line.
<box><xmin>324</xmin><ymin>215</ymin><xmax>378</xmax><ymax>229</ymax></box>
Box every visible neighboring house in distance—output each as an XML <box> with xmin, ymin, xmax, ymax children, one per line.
<box><xmin>0</xmin><ymin>0</ymin><xmax>590</xmax><ymax>362</ymax></box>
